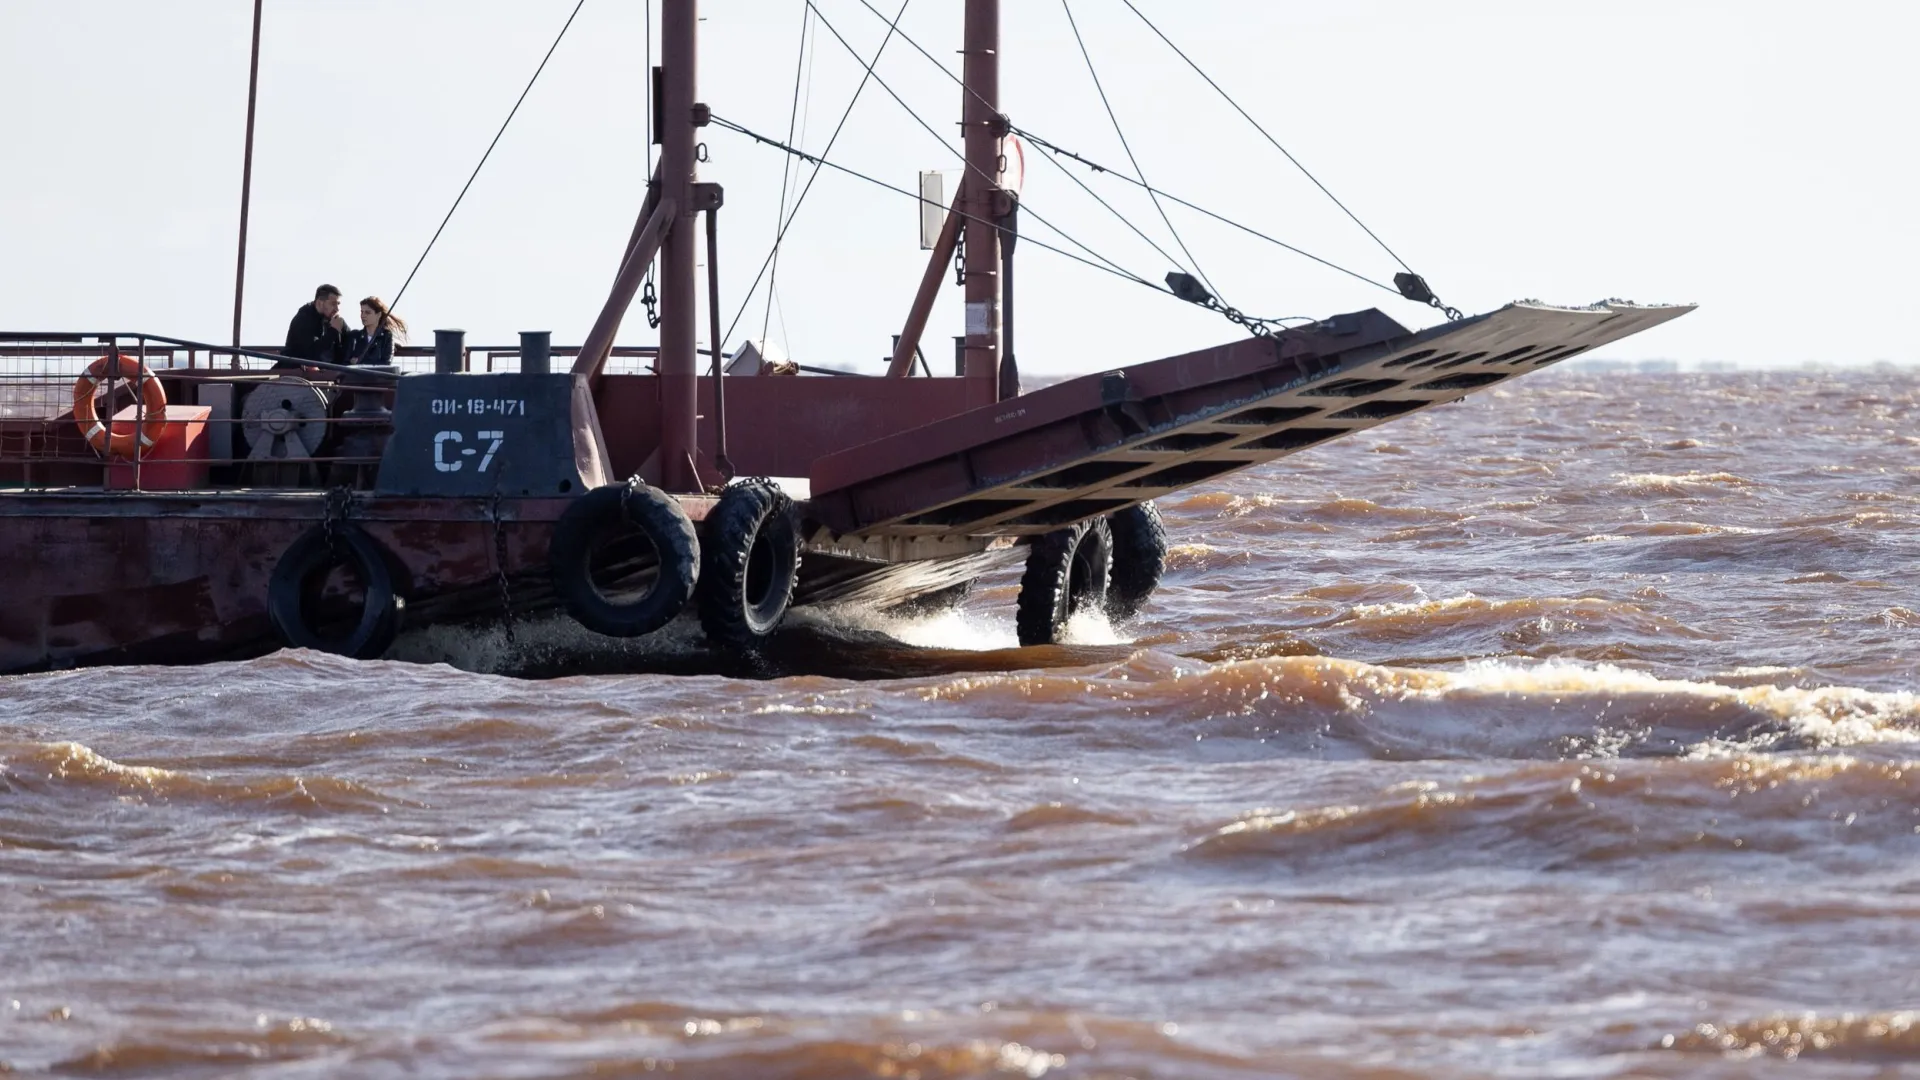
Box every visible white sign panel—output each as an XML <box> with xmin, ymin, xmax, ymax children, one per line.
<box><xmin>919</xmin><ymin>170</ymin><xmax>945</xmax><ymax>250</ymax></box>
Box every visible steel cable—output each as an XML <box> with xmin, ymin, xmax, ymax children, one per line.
<box><xmin>392</xmin><ymin>0</ymin><xmax>588</xmax><ymax>311</ymax></box>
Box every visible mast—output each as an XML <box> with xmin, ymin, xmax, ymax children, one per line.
<box><xmin>656</xmin><ymin>0</ymin><xmax>700</xmax><ymax>491</ymax></box>
<box><xmin>232</xmin><ymin>0</ymin><xmax>263</xmax><ymax>353</ymax></box>
<box><xmin>960</xmin><ymin>0</ymin><xmax>1003</xmax><ymax>407</ymax></box>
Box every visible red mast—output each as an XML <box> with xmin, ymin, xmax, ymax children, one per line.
<box><xmin>960</xmin><ymin>0</ymin><xmax>1004</xmax><ymax>407</ymax></box>
<box><xmin>656</xmin><ymin>0</ymin><xmax>701</xmax><ymax>491</ymax></box>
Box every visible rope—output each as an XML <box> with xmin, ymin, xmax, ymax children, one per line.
<box><xmin>392</xmin><ymin>0</ymin><xmax>587</xmax><ymax>311</ymax></box>
<box><xmin>1060</xmin><ymin>0</ymin><xmax>1221</xmax><ymax>303</ymax></box>
<box><xmin>1118</xmin><ymin>0</ymin><xmax>1414</xmax><ymax>276</ymax></box>
<box><xmin>720</xmin><ymin>0</ymin><xmax>914</xmax><ymax>352</ymax></box>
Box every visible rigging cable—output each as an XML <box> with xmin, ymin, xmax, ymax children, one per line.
<box><xmin>1119</xmin><ymin>0</ymin><xmax>1460</xmax><ymax>319</ymax></box>
<box><xmin>1016</xmin><ymin>130</ymin><xmax>1398</xmax><ymax>295</ymax></box>
<box><xmin>841</xmin><ymin>0</ymin><xmax>1187</xmax><ymax>275</ymax></box>
<box><xmin>711</xmin><ymin>116</ymin><xmax>1158</xmax><ymax>290</ymax></box>
<box><xmin>760</xmin><ymin>2</ymin><xmax>815</xmax><ymax>347</ymax></box>
<box><xmin>1059</xmin><ymin>0</ymin><xmax>1220</xmax><ymax>303</ymax></box>
<box><xmin>711</xmin><ymin>112</ymin><xmax>1308</xmax><ymax>337</ymax></box>
<box><xmin>802</xmin><ymin>2</ymin><xmax>1147</xmax><ymax>286</ymax></box>
<box><xmin>841</xmin><ymin>0</ymin><xmax>1397</xmax><ymax>298</ymax></box>
<box><xmin>391</xmin><ymin>0</ymin><xmax>588</xmax><ymax>311</ymax></box>
<box><xmin>720</xmin><ymin>0</ymin><xmax>915</xmax><ymax>351</ymax></box>
<box><xmin>1118</xmin><ymin>0</ymin><xmax>1409</xmax><ymax>275</ymax></box>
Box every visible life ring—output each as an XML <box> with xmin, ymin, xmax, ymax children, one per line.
<box><xmin>1105</xmin><ymin>501</ymin><xmax>1167</xmax><ymax>620</ymax></box>
<box><xmin>549</xmin><ymin>479</ymin><xmax>700</xmax><ymax>637</ymax></box>
<box><xmin>267</xmin><ymin>522</ymin><xmax>405</xmax><ymax>658</ymax></box>
<box><xmin>697</xmin><ymin>479</ymin><xmax>801</xmax><ymax>653</ymax></box>
<box><xmin>73</xmin><ymin>353</ymin><xmax>168</xmax><ymax>459</ymax></box>
<box><xmin>1015</xmin><ymin>517</ymin><xmax>1113</xmax><ymax>646</ymax></box>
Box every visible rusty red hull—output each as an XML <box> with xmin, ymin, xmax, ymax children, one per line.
<box><xmin>0</xmin><ymin>491</ymin><xmax>1013</xmax><ymax>673</ymax></box>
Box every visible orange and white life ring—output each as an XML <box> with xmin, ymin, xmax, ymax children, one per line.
<box><xmin>73</xmin><ymin>353</ymin><xmax>168</xmax><ymax>460</ymax></box>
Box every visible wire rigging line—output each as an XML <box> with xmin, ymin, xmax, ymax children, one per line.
<box><xmin>801</xmin><ymin>2</ymin><xmax>1146</xmax><ymax>285</ymax></box>
<box><xmin>711</xmin><ymin>116</ymin><xmax>1163</xmax><ymax>293</ymax></box>
<box><xmin>761</xmin><ymin>2</ymin><xmax>814</xmax><ymax>346</ymax></box>
<box><xmin>715</xmin><ymin>114</ymin><xmax>1314</xmax><ymax>335</ymax></box>
<box><xmin>1059</xmin><ymin>0</ymin><xmax>1220</xmax><ymax>302</ymax></box>
<box><xmin>392</xmin><ymin>0</ymin><xmax>588</xmax><ymax>311</ymax></box>
<box><xmin>841</xmin><ymin>0</ymin><xmax>1182</xmax><ymax>275</ymax></box>
<box><xmin>1117</xmin><ymin>0</ymin><xmax>1413</xmax><ymax>277</ymax></box>
<box><xmin>841</xmin><ymin>0</ymin><xmax>1394</xmax><ymax>298</ymax></box>
<box><xmin>1018</xmin><ymin>130</ymin><xmax>1399</xmax><ymax>296</ymax></box>
<box><xmin>720</xmin><ymin>0</ymin><xmax>914</xmax><ymax>352</ymax></box>
<box><xmin>1023</xmin><ymin>131</ymin><xmax>1192</xmax><ymax>276</ymax></box>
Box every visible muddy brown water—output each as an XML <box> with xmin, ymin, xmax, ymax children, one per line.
<box><xmin>3</xmin><ymin>371</ymin><xmax>1918</xmax><ymax>1078</ymax></box>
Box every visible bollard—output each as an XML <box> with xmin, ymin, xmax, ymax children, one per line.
<box><xmin>434</xmin><ymin>329</ymin><xmax>466</xmax><ymax>374</ymax></box>
<box><xmin>519</xmin><ymin>331</ymin><xmax>552</xmax><ymax>376</ymax></box>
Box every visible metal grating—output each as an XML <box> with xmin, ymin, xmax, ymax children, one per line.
<box><xmin>809</xmin><ymin>301</ymin><xmax>1694</xmax><ymax>538</ymax></box>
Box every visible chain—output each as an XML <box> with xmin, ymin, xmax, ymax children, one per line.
<box><xmin>487</xmin><ymin>491</ymin><xmax>517</xmax><ymax>647</ymax></box>
<box><xmin>1197</xmin><ymin>297</ymin><xmax>1312</xmax><ymax>339</ymax></box>
<box><xmin>1427</xmin><ymin>296</ymin><xmax>1465</xmax><ymax>322</ymax></box>
<box><xmin>322</xmin><ymin>485</ymin><xmax>353</xmax><ymax>553</ymax></box>
<box><xmin>641</xmin><ymin>274</ymin><xmax>661</xmax><ymax>330</ymax></box>
<box><xmin>952</xmin><ymin>231</ymin><xmax>967</xmax><ymax>286</ymax></box>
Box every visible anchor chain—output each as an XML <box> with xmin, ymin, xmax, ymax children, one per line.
<box><xmin>641</xmin><ymin>274</ymin><xmax>661</xmax><ymax>330</ymax></box>
<box><xmin>322</xmin><ymin>485</ymin><xmax>353</xmax><ymax>553</ymax></box>
<box><xmin>487</xmin><ymin>491</ymin><xmax>518</xmax><ymax>646</ymax></box>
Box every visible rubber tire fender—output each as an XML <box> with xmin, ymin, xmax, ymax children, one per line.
<box><xmin>1015</xmin><ymin>517</ymin><xmax>1113</xmax><ymax>647</ymax></box>
<box><xmin>267</xmin><ymin>522</ymin><xmax>404</xmax><ymax>659</ymax></box>
<box><xmin>549</xmin><ymin>480</ymin><xmax>700</xmax><ymax>638</ymax></box>
<box><xmin>1106</xmin><ymin>500</ymin><xmax>1167</xmax><ymax>620</ymax></box>
<box><xmin>697</xmin><ymin>479</ymin><xmax>800</xmax><ymax>653</ymax></box>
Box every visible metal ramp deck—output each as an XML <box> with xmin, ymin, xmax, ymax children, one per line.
<box><xmin>807</xmin><ymin>301</ymin><xmax>1693</xmax><ymax>539</ymax></box>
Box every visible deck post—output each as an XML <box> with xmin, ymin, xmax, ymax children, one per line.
<box><xmin>656</xmin><ymin>0</ymin><xmax>701</xmax><ymax>492</ymax></box>
<box><xmin>960</xmin><ymin>0</ymin><xmax>1003</xmax><ymax>406</ymax></box>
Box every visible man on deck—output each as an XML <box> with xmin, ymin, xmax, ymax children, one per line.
<box><xmin>280</xmin><ymin>284</ymin><xmax>348</xmax><ymax>369</ymax></box>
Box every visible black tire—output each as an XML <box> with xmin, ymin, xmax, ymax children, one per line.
<box><xmin>1106</xmin><ymin>500</ymin><xmax>1167</xmax><ymax>620</ymax></box>
<box><xmin>1015</xmin><ymin>518</ymin><xmax>1113</xmax><ymax>646</ymax></box>
<box><xmin>549</xmin><ymin>480</ymin><xmax>699</xmax><ymax>638</ymax></box>
<box><xmin>698</xmin><ymin>480</ymin><xmax>800</xmax><ymax>653</ymax></box>
<box><xmin>267</xmin><ymin>522</ymin><xmax>404</xmax><ymax>659</ymax></box>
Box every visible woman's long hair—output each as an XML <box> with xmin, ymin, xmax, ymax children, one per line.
<box><xmin>360</xmin><ymin>295</ymin><xmax>409</xmax><ymax>342</ymax></box>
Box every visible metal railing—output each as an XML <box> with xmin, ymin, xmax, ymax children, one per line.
<box><xmin>0</xmin><ymin>331</ymin><xmax>662</xmax><ymax>492</ymax></box>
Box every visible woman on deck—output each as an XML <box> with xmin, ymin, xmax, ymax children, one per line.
<box><xmin>345</xmin><ymin>296</ymin><xmax>408</xmax><ymax>366</ymax></box>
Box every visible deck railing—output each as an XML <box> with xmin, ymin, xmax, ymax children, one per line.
<box><xmin>0</xmin><ymin>331</ymin><xmax>662</xmax><ymax>491</ymax></box>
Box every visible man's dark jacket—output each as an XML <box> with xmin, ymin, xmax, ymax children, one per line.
<box><xmin>283</xmin><ymin>303</ymin><xmax>344</xmax><ymax>365</ymax></box>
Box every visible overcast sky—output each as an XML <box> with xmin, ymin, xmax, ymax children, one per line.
<box><xmin>3</xmin><ymin>1</ymin><xmax>1914</xmax><ymax>372</ymax></box>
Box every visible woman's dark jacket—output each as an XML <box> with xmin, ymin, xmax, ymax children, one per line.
<box><xmin>343</xmin><ymin>328</ymin><xmax>394</xmax><ymax>367</ymax></box>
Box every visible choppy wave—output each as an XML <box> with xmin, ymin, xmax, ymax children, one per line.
<box><xmin>1662</xmin><ymin>1012</ymin><xmax>1920</xmax><ymax>1061</ymax></box>
<box><xmin>1188</xmin><ymin>754</ymin><xmax>1919</xmax><ymax>872</ymax></box>
<box><xmin>900</xmin><ymin>654</ymin><xmax>1919</xmax><ymax>759</ymax></box>
<box><xmin>6</xmin><ymin>370</ymin><xmax>1920</xmax><ymax>1078</ymax></box>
